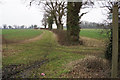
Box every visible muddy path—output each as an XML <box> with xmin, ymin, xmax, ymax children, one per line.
<box><xmin>2</xmin><ymin>59</ymin><xmax>48</xmax><ymax>79</ymax></box>
<box><xmin>2</xmin><ymin>57</ymin><xmax>58</xmax><ymax>79</ymax></box>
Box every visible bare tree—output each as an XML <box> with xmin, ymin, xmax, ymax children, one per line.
<box><xmin>42</xmin><ymin>13</ymin><xmax>47</xmax><ymax>28</ymax></box>
<box><xmin>28</xmin><ymin>0</ymin><xmax>94</xmax><ymax>43</ymax></box>
<box><xmin>43</xmin><ymin>1</ymin><xmax>66</xmax><ymax>30</ymax></box>
<box><xmin>97</xmin><ymin>0</ymin><xmax>120</xmax><ymax>24</ymax></box>
<box><xmin>28</xmin><ymin>0</ymin><xmax>66</xmax><ymax>30</ymax></box>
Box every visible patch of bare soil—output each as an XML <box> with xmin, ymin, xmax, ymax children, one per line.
<box><xmin>61</xmin><ymin>56</ymin><xmax>110</xmax><ymax>78</ymax></box>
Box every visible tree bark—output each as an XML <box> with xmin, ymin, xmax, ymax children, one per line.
<box><xmin>67</xmin><ymin>2</ymin><xmax>82</xmax><ymax>43</ymax></box>
<box><xmin>48</xmin><ymin>23</ymin><xmax>52</xmax><ymax>30</ymax></box>
<box><xmin>53</xmin><ymin>14</ymin><xmax>60</xmax><ymax>29</ymax></box>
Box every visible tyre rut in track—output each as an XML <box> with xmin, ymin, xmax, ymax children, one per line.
<box><xmin>2</xmin><ymin>57</ymin><xmax>58</xmax><ymax>79</ymax></box>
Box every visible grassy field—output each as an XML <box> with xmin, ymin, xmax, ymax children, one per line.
<box><xmin>2</xmin><ymin>29</ymin><xmax>107</xmax><ymax>78</ymax></box>
<box><xmin>80</xmin><ymin>29</ymin><xmax>110</xmax><ymax>39</ymax></box>
<box><xmin>2</xmin><ymin>29</ymin><xmax>43</xmax><ymax>42</ymax></box>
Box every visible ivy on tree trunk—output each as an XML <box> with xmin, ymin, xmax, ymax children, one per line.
<box><xmin>67</xmin><ymin>2</ymin><xmax>82</xmax><ymax>43</ymax></box>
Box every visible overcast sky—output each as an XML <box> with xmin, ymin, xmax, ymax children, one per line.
<box><xmin>0</xmin><ymin>0</ymin><xmax>107</xmax><ymax>27</ymax></box>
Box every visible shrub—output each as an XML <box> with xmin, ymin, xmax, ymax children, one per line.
<box><xmin>82</xmin><ymin>56</ymin><xmax>109</xmax><ymax>70</ymax></box>
<box><xmin>105</xmin><ymin>29</ymin><xmax>112</xmax><ymax>61</ymax></box>
<box><xmin>52</xmin><ymin>29</ymin><xmax>69</xmax><ymax>45</ymax></box>
<box><xmin>51</xmin><ymin>29</ymin><xmax>82</xmax><ymax>46</ymax></box>
<box><xmin>105</xmin><ymin>28</ymin><xmax>120</xmax><ymax>61</ymax></box>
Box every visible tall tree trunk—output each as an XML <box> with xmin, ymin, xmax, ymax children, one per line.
<box><xmin>59</xmin><ymin>16</ymin><xmax>63</xmax><ymax>30</ymax></box>
<box><xmin>60</xmin><ymin>24</ymin><xmax>63</xmax><ymax>30</ymax></box>
<box><xmin>67</xmin><ymin>2</ymin><xmax>82</xmax><ymax>43</ymax></box>
<box><xmin>53</xmin><ymin>14</ymin><xmax>60</xmax><ymax>29</ymax></box>
<box><xmin>45</xmin><ymin>25</ymin><xmax>46</xmax><ymax>28</ymax></box>
<box><xmin>48</xmin><ymin>23</ymin><xmax>52</xmax><ymax>30</ymax></box>
<box><xmin>53</xmin><ymin>12</ymin><xmax>63</xmax><ymax>30</ymax></box>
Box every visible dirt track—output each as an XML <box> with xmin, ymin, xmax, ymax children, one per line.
<box><xmin>20</xmin><ymin>31</ymin><xmax>45</xmax><ymax>44</ymax></box>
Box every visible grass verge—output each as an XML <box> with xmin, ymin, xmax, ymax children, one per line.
<box><xmin>2</xmin><ymin>30</ymin><xmax>106</xmax><ymax>78</ymax></box>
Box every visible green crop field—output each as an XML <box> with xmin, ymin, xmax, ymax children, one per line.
<box><xmin>2</xmin><ymin>29</ymin><xmax>107</xmax><ymax>78</ymax></box>
<box><xmin>2</xmin><ymin>29</ymin><xmax>43</xmax><ymax>42</ymax></box>
<box><xmin>80</xmin><ymin>29</ymin><xmax>110</xmax><ymax>39</ymax></box>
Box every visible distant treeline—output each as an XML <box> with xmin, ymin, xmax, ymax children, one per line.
<box><xmin>1</xmin><ymin>21</ymin><xmax>113</xmax><ymax>29</ymax></box>
<box><xmin>0</xmin><ymin>24</ymin><xmax>38</xmax><ymax>29</ymax></box>
<box><xmin>80</xmin><ymin>21</ymin><xmax>112</xmax><ymax>29</ymax></box>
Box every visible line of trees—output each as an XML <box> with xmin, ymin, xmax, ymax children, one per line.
<box><xmin>29</xmin><ymin>0</ymin><xmax>94</xmax><ymax>43</ymax></box>
<box><xmin>41</xmin><ymin>1</ymin><xmax>66</xmax><ymax>30</ymax></box>
<box><xmin>1</xmin><ymin>24</ymin><xmax>38</xmax><ymax>29</ymax></box>
<box><xmin>80</xmin><ymin>21</ymin><xmax>112</xmax><ymax>29</ymax></box>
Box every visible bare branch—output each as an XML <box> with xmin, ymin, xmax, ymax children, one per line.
<box><xmin>79</xmin><ymin>12</ymin><xmax>88</xmax><ymax>20</ymax></box>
